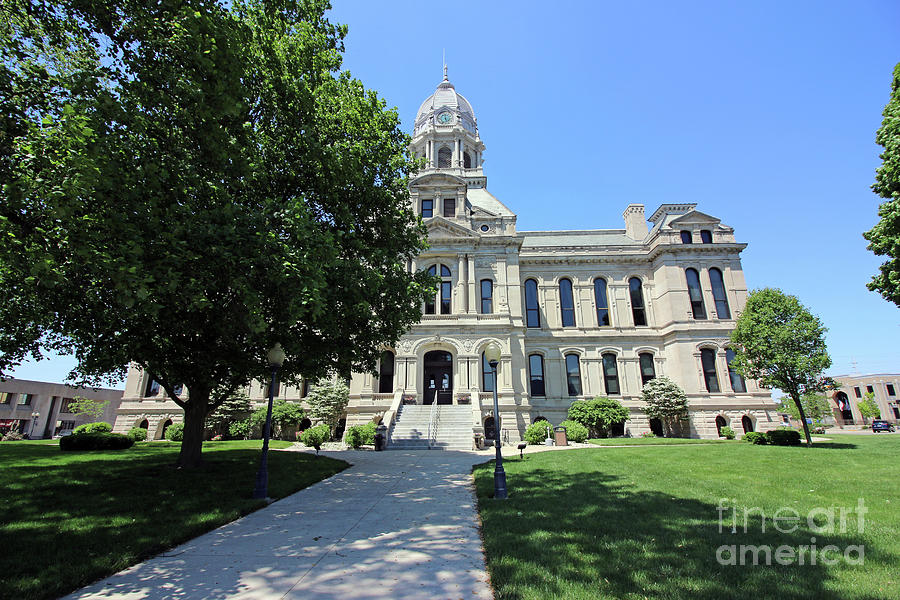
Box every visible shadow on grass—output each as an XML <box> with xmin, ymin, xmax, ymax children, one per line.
<box><xmin>0</xmin><ymin>443</ymin><xmax>347</xmax><ymax>600</ymax></box>
<box><xmin>475</xmin><ymin>459</ymin><xmax>884</xmax><ymax>600</ymax></box>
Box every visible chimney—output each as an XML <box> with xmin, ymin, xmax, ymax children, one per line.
<box><xmin>623</xmin><ymin>204</ymin><xmax>648</xmax><ymax>240</ymax></box>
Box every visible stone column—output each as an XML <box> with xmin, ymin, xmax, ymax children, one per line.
<box><xmin>457</xmin><ymin>254</ymin><xmax>466</xmax><ymax>314</ymax></box>
<box><xmin>496</xmin><ymin>253</ymin><xmax>508</xmax><ymax>313</ymax></box>
<box><xmin>467</xmin><ymin>255</ymin><xmax>477</xmax><ymax>314</ymax></box>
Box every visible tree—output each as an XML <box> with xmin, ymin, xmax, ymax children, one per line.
<box><xmin>306</xmin><ymin>378</ymin><xmax>349</xmax><ymax>437</ymax></box>
<box><xmin>248</xmin><ymin>398</ymin><xmax>305</xmax><ymax>440</ymax></box>
<box><xmin>567</xmin><ymin>397</ymin><xmax>629</xmax><ymax>438</ymax></box>
<box><xmin>858</xmin><ymin>392</ymin><xmax>881</xmax><ymax>422</ymax></box>
<box><xmin>66</xmin><ymin>397</ymin><xmax>109</xmax><ymax>421</ymax></box>
<box><xmin>0</xmin><ymin>0</ymin><xmax>432</xmax><ymax>467</ymax></box>
<box><xmin>729</xmin><ymin>288</ymin><xmax>832</xmax><ymax>446</ymax></box>
<box><xmin>205</xmin><ymin>394</ymin><xmax>253</xmax><ymax>438</ymax></box>
<box><xmin>640</xmin><ymin>377</ymin><xmax>689</xmax><ymax>437</ymax></box>
<box><xmin>775</xmin><ymin>393</ymin><xmax>832</xmax><ymax>424</ymax></box>
<box><xmin>864</xmin><ymin>62</ymin><xmax>900</xmax><ymax>307</ymax></box>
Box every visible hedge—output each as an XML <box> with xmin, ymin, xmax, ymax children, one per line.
<box><xmin>73</xmin><ymin>422</ymin><xmax>112</xmax><ymax>435</ymax></box>
<box><xmin>765</xmin><ymin>428</ymin><xmax>802</xmax><ymax>446</ymax></box>
<box><xmin>742</xmin><ymin>431</ymin><xmax>767</xmax><ymax>445</ymax></box>
<box><xmin>60</xmin><ymin>433</ymin><xmax>135</xmax><ymax>451</ymax></box>
<box><xmin>345</xmin><ymin>422</ymin><xmax>377</xmax><ymax>449</ymax></box>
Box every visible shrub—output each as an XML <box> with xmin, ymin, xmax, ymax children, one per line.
<box><xmin>567</xmin><ymin>397</ymin><xmax>629</xmax><ymax>438</ymax></box>
<box><xmin>743</xmin><ymin>431</ymin><xmax>767</xmax><ymax>445</ymax></box>
<box><xmin>248</xmin><ymin>398</ymin><xmax>306</xmax><ymax>440</ymax></box>
<box><xmin>345</xmin><ymin>422</ymin><xmax>377</xmax><ymax>449</ymax></box>
<box><xmin>765</xmin><ymin>428</ymin><xmax>802</xmax><ymax>446</ymax></box>
<box><xmin>300</xmin><ymin>423</ymin><xmax>330</xmax><ymax>455</ymax></box>
<box><xmin>228</xmin><ymin>419</ymin><xmax>251</xmax><ymax>440</ymax></box>
<box><xmin>60</xmin><ymin>432</ymin><xmax>134</xmax><ymax>451</ymax></box>
<box><xmin>558</xmin><ymin>420</ymin><xmax>588</xmax><ymax>443</ymax></box>
<box><xmin>165</xmin><ymin>422</ymin><xmax>184</xmax><ymax>442</ymax></box>
<box><xmin>2</xmin><ymin>430</ymin><xmax>24</xmax><ymax>441</ymax></box>
<box><xmin>719</xmin><ymin>426</ymin><xmax>736</xmax><ymax>440</ymax></box>
<box><xmin>73</xmin><ymin>422</ymin><xmax>112</xmax><ymax>434</ymax></box>
<box><xmin>640</xmin><ymin>431</ymin><xmax>657</xmax><ymax>438</ymax></box>
<box><xmin>127</xmin><ymin>427</ymin><xmax>148</xmax><ymax>441</ymax></box>
<box><xmin>641</xmin><ymin>376</ymin><xmax>689</xmax><ymax>437</ymax></box>
<box><xmin>524</xmin><ymin>420</ymin><xmax>553</xmax><ymax>445</ymax></box>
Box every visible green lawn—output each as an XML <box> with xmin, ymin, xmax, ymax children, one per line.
<box><xmin>588</xmin><ymin>437</ymin><xmax>734</xmax><ymax>446</ymax></box>
<box><xmin>0</xmin><ymin>440</ymin><xmax>348</xmax><ymax>600</ymax></box>
<box><xmin>475</xmin><ymin>434</ymin><xmax>899</xmax><ymax>600</ymax></box>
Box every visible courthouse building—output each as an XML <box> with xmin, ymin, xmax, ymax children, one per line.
<box><xmin>115</xmin><ymin>72</ymin><xmax>778</xmax><ymax>445</ymax></box>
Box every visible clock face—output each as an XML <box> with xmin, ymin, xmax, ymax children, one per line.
<box><xmin>438</xmin><ymin>111</ymin><xmax>452</xmax><ymax>124</ymax></box>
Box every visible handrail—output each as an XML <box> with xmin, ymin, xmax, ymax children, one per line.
<box><xmin>427</xmin><ymin>400</ymin><xmax>438</xmax><ymax>448</ymax></box>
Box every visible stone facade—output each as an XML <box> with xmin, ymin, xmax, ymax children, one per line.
<box><xmin>0</xmin><ymin>378</ymin><xmax>122</xmax><ymax>439</ymax></box>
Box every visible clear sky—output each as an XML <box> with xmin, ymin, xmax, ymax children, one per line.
<box><xmin>8</xmin><ymin>0</ymin><xmax>900</xmax><ymax>387</ymax></box>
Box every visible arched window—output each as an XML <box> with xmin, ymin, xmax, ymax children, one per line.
<box><xmin>700</xmin><ymin>230</ymin><xmax>713</xmax><ymax>244</ymax></box>
<box><xmin>482</xmin><ymin>352</ymin><xmax>495</xmax><ymax>393</ymax></box>
<box><xmin>741</xmin><ymin>415</ymin><xmax>754</xmax><ymax>433</ymax></box>
<box><xmin>144</xmin><ymin>377</ymin><xmax>160</xmax><ymax>397</ymax></box>
<box><xmin>443</xmin><ymin>197</ymin><xmax>456</xmax><ymax>217</ymax></box>
<box><xmin>565</xmin><ymin>354</ymin><xmax>582</xmax><ymax>396</ymax></box>
<box><xmin>594</xmin><ymin>277</ymin><xmax>610</xmax><ymax>326</ymax></box>
<box><xmin>299</xmin><ymin>417</ymin><xmax>312</xmax><ymax>430</ymax></box>
<box><xmin>138</xmin><ymin>419</ymin><xmax>149</xmax><ymax>430</ymax></box>
<box><xmin>629</xmin><ymin>277</ymin><xmax>647</xmax><ymax>326</ymax></box>
<box><xmin>161</xmin><ymin>419</ymin><xmax>173</xmax><ymax>439</ymax></box>
<box><xmin>836</xmin><ymin>391</ymin><xmax>853</xmax><ymax>422</ymax></box>
<box><xmin>639</xmin><ymin>352</ymin><xmax>656</xmax><ymax>385</ymax></box>
<box><xmin>528</xmin><ymin>354</ymin><xmax>545</xmax><ymax>397</ymax></box>
<box><xmin>480</xmin><ymin>279</ymin><xmax>493</xmax><ymax>314</ymax></box>
<box><xmin>463</xmin><ymin>151</ymin><xmax>472</xmax><ymax>168</ymax></box>
<box><xmin>438</xmin><ymin>146</ymin><xmax>452</xmax><ymax>168</ymax></box>
<box><xmin>378</xmin><ymin>350</ymin><xmax>395</xmax><ymax>394</ymax></box>
<box><xmin>602</xmin><ymin>353</ymin><xmax>620</xmax><ymax>395</ymax></box>
<box><xmin>701</xmin><ymin>348</ymin><xmax>720</xmax><ymax>393</ymax></box>
<box><xmin>685</xmin><ymin>268</ymin><xmax>707</xmax><ymax>320</ymax></box>
<box><xmin>421</xmin><ymin>197</ymin><xmax>433</xmax><ymax>218</ymax></box>
<box><xmin>559</xmin><ymin>278</ymin><xmax>576</xmax><ymax>327</ymax></box>
<box><xmin>524</xmin><ymin>279</ymin><xmax>541</xmax><ymax>328</ymax></box>
<box><xmin>649</xmin><ymin>418</ymin><xmax>663</xmax><ymax>436</ymax></box>
<box><xmin>680</xmin><ymin>230</ymin><xmax>693</xmax><ymax>244</ymax></box>
<box><xmin>726</xmin><ymin>348</ymin><xmax>745</xmax><ymax>393</ymax></box>
<box><xmin>715</xmin><ymin>415</ymin><xmax>727</xmax><ymax>436</ymax></box>
<box><xmin>427</xmin><ymin>264</ymin><xmax>452</xmax><ymax>314</ymax></box>
<box><xmin>709</xmin><ymin>268</ymin><xmax>731</xmax><ymax>319</ymax></box>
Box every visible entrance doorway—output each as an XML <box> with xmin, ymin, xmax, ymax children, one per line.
<box><xmin>423</xmin><ymin>350</ymin><xmax>453</xmax><ymax>405</ymax></box>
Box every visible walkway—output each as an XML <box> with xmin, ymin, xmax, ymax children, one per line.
<box><xmin>64</xmin><ymin>450</ymin><xmax>494</xmax><ymax>600</ymax></box>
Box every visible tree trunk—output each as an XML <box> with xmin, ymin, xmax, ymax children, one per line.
<box><xmin>177</xmin><ymin>388</ymin><xmax>210</xmax><ymax>468</ymax></box>
<box><xmin>793</xmin><ymin>394</ymin><xmax>813</xmax><ymax>446</ymax></box>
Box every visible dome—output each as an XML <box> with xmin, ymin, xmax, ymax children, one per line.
<box><xmin>413</xmin><ymin>71</ymin><xmax>478</xmax><ymax>137</ymax></box>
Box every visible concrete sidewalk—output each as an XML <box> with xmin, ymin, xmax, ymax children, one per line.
<box><xmin>64</xmin><ymin>450</ymin><xmax>494</xmax><ymax>600</ymax></box>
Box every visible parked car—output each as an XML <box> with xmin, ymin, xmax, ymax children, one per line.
<box><xmin>872</xmin><ymin>420</ymin><xmax>896</xmax><ymax>433</ymax></box>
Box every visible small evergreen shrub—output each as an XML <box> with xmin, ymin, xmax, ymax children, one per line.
<box><xmin>558</xmin><ymin>420</ymin><xmax>588</xmax><ymax>443</ymax></box>
<box><xmin>165</xmin><ymin>422</ymin><xmax>184</xmax><ymax>442</ymax></box>
<box><xmin>524</xmin><ymin>420</ymin><xmax>553</xmax><ymax>445</ymax></box>
<box><xmin>743</xmin><ymin>432</ymin><xmax>767</xmax><ymax>445</ymax></box>
<box><xmin>73</xmin><ymin>422</ymin><xmax>112</xmax><ymax>434</ymax></box>
<box><xmin>127</xmin><ymin>427</ymin><xmax>148</xmax><ymax>441</ymax></box>
<box><xmin>765</xmin><ymin>428</ymin><xmax>802</xmax><ymax>446</ymax></box>
<box><xmin>345</xmin><ymin>422</ymin><xmax>377</xmax><ymax>449</ymax></box>
<box><xmin>300</xmin><ymin>423</ymin><xmax>330</xmax><ymax>454</ymax></box>
<box><xmin>60</xmin><ymin>432</ymin><xmax>134</xmax><ymax>451</ymax></box>
<box><xmin>719</xmin><ymin>426</ymin><xmax>736</xmax><ymax>440</ymax></box>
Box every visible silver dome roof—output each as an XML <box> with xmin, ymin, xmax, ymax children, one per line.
<box><xmin>413</xmin><ymin>72</ymin><xmax>478</xmax><ymax>137</ymax></box>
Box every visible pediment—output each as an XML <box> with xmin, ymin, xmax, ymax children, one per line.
<box><xmin>426</xmin><ymin>217</ymin><xmax>480</xmax><ymax>240</ymax></box>
<box><xmin>667</xmin><ymin>210</ymin><xmax>722</xmax><ymax>227</ymax></box>
<box><xmin>410</xmin><ymin>172</ymin><xmax>466</xmax><ymax>188</ymax></box>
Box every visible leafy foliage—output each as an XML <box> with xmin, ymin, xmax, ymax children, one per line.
<box><xmin>127</xmin><ymin>427</ymin><xmax>148</xmax><ymax>442</ymax></box>
<box><xmin>0</xmin><ymin>0</ymin><xmax>432</xmax><ymax>467</ymax></box>
<box><xmin>864</xmin><ymin>62</ymin><xmax>900</xmax><ymax>306</ymax></box>
<box><xmin>640</xmin><ymin>376</ymin><xmax>689</xmax><ymax>437</ymax></box>
<box><xmin>719</xmin><ymin>426</ymin><xmax>735</xmax><ymax>440</ymax></box>
<box><xmin>306</xmin><ymin>378</ymin><xmax>349</xmax><ymax>435</ymax></box>
<box><xmin>300</xmin><ymin>423</ymin><xmax>330</xmax><ymax>455</ymax></box>
<box><xmin>205</xmin><ymin>395</ymin><xmax>252</xmax><ymax>438</ymax></box>
<box><xmin>60</xmin><ymin>433</ymin><xmax>134</xmax><ymax>451</ymax></box>
<box><xmin>567</xmin><ymin>397</ymin><xmax>630</xmax><ymax>438</ymax></box>
<box><xmin>524</xmin><ymin>420</ymin><xmax>553</xmax><ymax>445</ymax></box>
<box><xmin>345</xmin><ymin>422</ymin><xmax>377</xmax><ymax>449</ymax></box>
<box><xmin>73</xmin><ymin>422</ymin><xmax>112</xmax><ymax>435</ymax></box>
<box><xmin>228</xmin><ymin>420</ymin><xmax>251</xmax><ymax>440</ymax></box>
<box><xmin>165</xmin><ymin>423</ymin><xmax>184</xmax><ymax>442</ymax></box>
<box><xmin>248</xmin><ymin>399</ymin><xmax>305</xmax><ymax>440</ymax></box>
<box><xmin>729</xmin><ymin>288</ymin><xmax>832</xmax><ymax>445</ymax></box>
<box><xmin>765</xmin><ymin>428</ymin><xmax>802</xmax><ymax>446</ymax></box>
<box><xmin>776</xmin><ymin>393</ymin><xmax>833</xmax><ymax>424</ymax></box>
<box><xmin>858</xmin><ymin>392</ymin><xmax>881</xmax><ymax>421</ymax></box>
<box><xmin>742</xmin><ymin>431</ymin><xmax>767</xmax><ymax>445</ymax></box>
<box><xmin>65</xmin><ymin>398</ymin><xmax>109</xmax><ymax>421</ymax></box>
<box><xmin>558</xmin><ymin>420</ymin><xmax>588</xmax><ymax>443</ymax></box>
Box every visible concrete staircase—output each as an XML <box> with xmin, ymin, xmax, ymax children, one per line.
<box><xmin>388</xmin><ymin>404</ymin><xmax>474</xmax><ymax>450</ymax></box>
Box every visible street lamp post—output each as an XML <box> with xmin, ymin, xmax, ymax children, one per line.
<box><xmin>484</xmin><ymin>342</ymin><xmax>508</xmax><ymax>500</ymax></box>
<box><xmin>253</xmin><ymin>343</ymin><xmax>286</xmax><ymax>500</ymax></box>
<box><xmin>30</xmin><ymin>411</ymin><xmax>39</xmax><ymax>439</ymax></box>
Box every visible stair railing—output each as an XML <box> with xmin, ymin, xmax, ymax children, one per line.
<box><xmin>427</xmin><ymin>400</ymin><xmax>438</xmax><ymax>449</ymax></box>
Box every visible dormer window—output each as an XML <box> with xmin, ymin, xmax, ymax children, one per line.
<box><xmin>680</xmin><ymin>230</ymin><xmax>692</xmax><ymax>244</ymax></box>
<box><xmin>421</xmin><ymin>198</ymin><xmax>433</xmax><ymax>218</ymax></box>
<box><xmin>700</xmin><ymin>230</ymin><xmax>713</xmax><ymax>244</ymax></box>
<box><xmin>438</xmin><ymin>146</ymin><xmax>451</xmax><ymax>168</ymax></box>
<box><xmin>443</xmin><ymin>197</ymin><xmax>455</xmax><ymax>217</ymax></box>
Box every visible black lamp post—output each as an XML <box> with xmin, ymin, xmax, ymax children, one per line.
<box><xmin>484</xmin><ymin>341</ymin><xmax>508</xmax><ymax>500</ymax></box>
<box><xmin>253</xmin><ymin>342</ymin><xmax>286</xmax><ymax>500</ymax></box>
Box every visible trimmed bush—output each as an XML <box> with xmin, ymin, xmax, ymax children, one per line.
<box><xmin>743</xmin><ymin>431</ymin><xmax>767</xmax><ymax>445</ymax></box>
<box><xmin>719</xmin><ymin>426</ymin><xmax>736</xmax><ymax>440</ymax></box>
<box><xmin>300</xmin><ymin>423</ymin><xmax>330</xmax><ymax>454</ymax></box>
<box><xmin>73</xmin><ymin>422</ymin><xmax>112</xmax><ymax>435</ymax></box>
<box><xmin>345</xmin><ymin>422</ymin><xmax>377</xmax><ymax>449</ymax></box>
<box><xmin>60</xmin><ymin>432</ymin><xmax>134</xmax><ymax>451</ymax></box>
<box><xmin>165</xmin><ymin>422</ymin><xmax>184</xmax><ymax>442</ymax></box>
<box><xmin>524</xmin><ymin>420</ymin><xmax>553</xmax><ymax>445</ymax></box>
<box><xmin>558</xmin><ymin>420</ymin><xmax>588</xmax><ymax>443</ymax></box>
<box><xmin>765</xmin><ymin>428</ymin><xmax>802</xmax><ymax>446</ymax></box>
<box><xmin>127</xmin><ymin>427</ymin><xmax>148</xmax><ymax>442</ymax></box>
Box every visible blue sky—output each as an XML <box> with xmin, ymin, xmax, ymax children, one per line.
<box><xmin>9</xmin><ymin>0</ymin><xmax>900</xmax><ymax>387</ymax></box>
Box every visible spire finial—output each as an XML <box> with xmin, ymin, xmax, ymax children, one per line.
<box><xmin>442</xmin><ymin>49</ymin><xmax>448</xmax><ymax>81</ymax></box>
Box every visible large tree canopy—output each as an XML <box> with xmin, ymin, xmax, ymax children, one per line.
<box><xmin>0</xmin><ymin>0</ymin><xmax>433</xmax><ymax>466</ymax></box>
<box><xmin>864</xmin><ymin>62</ymin><xmax>900</xmax><ymax>306</ymax></box>
<box><xmin>729</xmin><ymin>288</ymin><xmax>832</xmax><ymax>445</ymax></box>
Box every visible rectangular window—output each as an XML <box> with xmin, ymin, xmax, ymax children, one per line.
<box><xmin>440</xmin><ymin>281</ymin><xmax>452</xmax><ymax>314</ymax></box>
<box><xmin>853</xmin><ymin>387</ymin><xmax>862</xmax><ymax>398</ymax></box>
<box><xmin>144</xmin><ymin>378</ymin><xmax>160</xmax><ymax>397</ymax></box>
<box><xmin>888</xmin><ymin>384</ymin><xmax>896</xmax><ymax>397</ymax></box>
<box><xmin>726</xmin><ymin>349</ymin><xmax>746</xmax><ymax>393</ymax></box>
<box><xmin>639</xmin><ymin>353</ymin><xmax>655</xmax><ymax>386</ymax></box>
<box><xmin>602</xmin><ymin>354</ymin><xmax>620</xmax><ymax>395</ymax></box>
<box><xmin>482</xmin><ymin>353</ymin><xmax>495</xmax><ymax>393</ymax></box>
<box><xmin>421</xmin><ymin>198</ymin><xmax>433</xmax><ymax>218</ymax></box>
<box><xmin>525</xmin><ymin>280</ymin><xmax>541</xmax><ymax>328</ymax></box>
<box><xmin>559</xmin><ymin>279</ymin><xmax>576</xmax><ymax>327</ymax></box>
<box><xmin>59</xmin><ymin>397</ymin><xmax>74</xmax><ymax>412</ymax></box>
<box><xmin>867</xmin><ymin>385</ymin><xmax>874</xmax><ymax>394</ymax></box>
<box><xmin>701</xmin><ymin>349</ymin><xmax>720</xmax><ymax>393</ymax></box>
<box><xmin>565</xmin><ymin>354</ymin><xmax>582</xmax><ymax>396</ymax></box>
<box><xmin>443</xmin><ymin>197</ymin><xmax>455</xmax><ymax>217</ymax></box>
<box><xmin>700</xmin><ymin>230</ymin><xmax>713</xmax><ymax>244</ymax></box>
<box><xmin>18</xmin><ymin>394</ymin><xmax>33</xmax><ymax>405</ymax></box>
<box><xmin>480</xmin><ymin>279</ymin><xmax>493</xmax><ymax>314</ymax></box>
<box><xmin>0</xmin><ymin>393</ymin><xmax>14</xmax><ymax>404</ymax></box>
<box><xmin>528</xmin><ymin>355</ymin><xmax>545</xmax><ymax>397</ymax></box>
